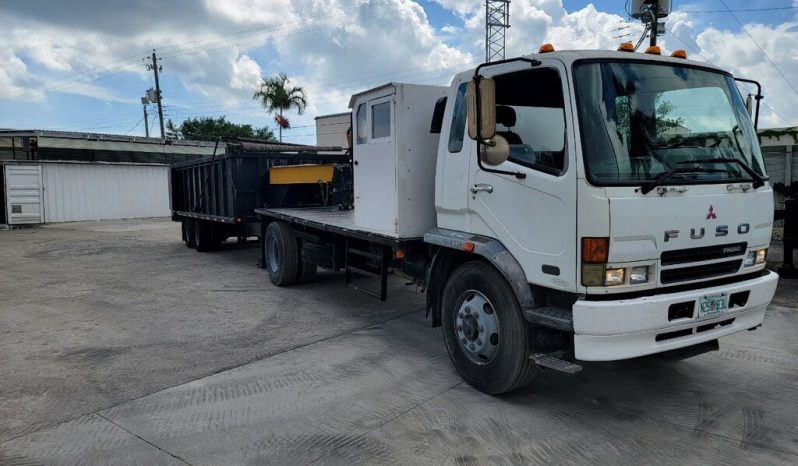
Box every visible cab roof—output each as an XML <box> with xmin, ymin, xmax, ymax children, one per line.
<box><xmin>454</xmin><ymin>49</ymin><xmax>730</xmax><ymax>82</ymax></box>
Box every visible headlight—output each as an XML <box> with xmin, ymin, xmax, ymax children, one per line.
<box><xmin>756</xmin><ymin>248</ymin><xmax>767</xmax><ymax>264</ymax></box>
<box><xmin>744</xmin><ymin>251</ymin><xmax>757</xmax><ymax>267</ymax></box>
<box><xmin>630</xmin><ymin>266</ymin><xmax>649</xmax><ymax>284</ymax></box>
<box><xmin>604</xmin><ymin>268</ymin><xmax>625</xmax><ymax>286</ymax></box>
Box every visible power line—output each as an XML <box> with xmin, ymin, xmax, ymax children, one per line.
<box><xmin>718</xmin><ymin>0</ymin><xmax>798</xmax><ymax>100</ymax></box>
<box><xmin>123</xmin><ymin>117</ymin><xmax>145</xmax><ymax>135</ymax></box>
<box><xmin>681</xmin><ymin>6</ymin><xmax>798</xmax><ymax>13</ymax></box>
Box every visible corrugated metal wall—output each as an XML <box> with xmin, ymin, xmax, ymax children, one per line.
<box><xmin>41</xmin><ymin>163</ymin><xmax>170</xmax><ymax>222</ymax></box>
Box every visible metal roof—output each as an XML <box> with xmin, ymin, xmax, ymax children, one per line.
<box><xmin>0</xmin><ymin>129</ymin><xmax>219</xmax><ymax>151</ymax></box>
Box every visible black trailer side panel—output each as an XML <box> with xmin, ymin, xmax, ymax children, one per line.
<box><xmin>171</xmin><ymin>145</ymin><xmax>351</xmax><ymax>224</ymax></box>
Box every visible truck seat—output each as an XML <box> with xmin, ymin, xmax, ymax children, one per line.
<box><xmin>496</xmin><ymin>105</ymin><xmax>522</xmax><ymax>145</ymax></box>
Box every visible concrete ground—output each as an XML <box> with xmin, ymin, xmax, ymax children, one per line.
<box><xmin>0</xmin><ymin>218</ymin><xmax>796</xmax><ymax>465</ymax></box>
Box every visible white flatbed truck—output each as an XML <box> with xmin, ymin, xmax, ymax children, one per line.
<box><xmin>255</xmin><ymin>48</ymin><xmax>779</xmax><ymax>394</ymax></box>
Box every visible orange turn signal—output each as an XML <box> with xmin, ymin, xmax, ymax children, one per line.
<box><xmin>617</xmin><ymin>42</ymin><xmax>634</xmax><ymax>52</ymax></box>
<box><xmin>670</xmin><ymin>49</ymin><xmax>687</xmax><ymax>59</ymax></box>
<box><xmin>582</xmin><ymin>237</ymin><xmax>609</xmax><ymax>264</ymax></box>
<box><xmin>645</xmin><ymin>45</ymin><xmax>661</xmax><ymax>55</ymax></box>
<box><xmin>462</xmin><ymin>241</ymin><xmax>475</xmax><ymax>253</ymax></box>
<box><xmin>394</xmin><ymin>249</ymin><xmax>406</xmax><ymax>260</ymax></box>
<box><xmin>539</xmin><ymin>43</ymin><xmax>555</xmax><ymax>53</ymax></box>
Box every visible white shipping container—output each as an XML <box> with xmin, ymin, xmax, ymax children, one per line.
<box><xmin>2</xmin><ymin>161</ymin><xmax>170</xmax><ymax>224</ymax></box>
<box><xmin>41</xmin><ymin>162</ymin><xmax>170</xmax><ymax>223</ymax></box>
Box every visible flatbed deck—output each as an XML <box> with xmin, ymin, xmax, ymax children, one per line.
<box><xmin>255</xmin><ymin>207</ymin><xmax>422</xmax><ymax>245</ymax></box>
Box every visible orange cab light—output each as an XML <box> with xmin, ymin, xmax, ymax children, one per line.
<box><xmin>582</xmin><ymin>237</ymin><xmax>609</xmax><ymax>264</ymax></box>
<box><xmin>539</xmin><ymin>43</ymin><xmax>555</xmax><ymax>53</ymax></box>
<box><xmin>462</xmin><ymin>241</ymin><xmax>475</xmax><ymax>253</ymax></box>
<box><xmin>394</xmin><ymin>249</ymin><xmax>406</xmax><ymax>260</ymax></box>
<box><xmin>670</xmin><ymin>49</ymin><xmax>687</xmax><ymax>59</ymax></box>
<box><xmin>645</xmin><ymin>45</ymin><xmax>661</xmax><ymax>55</ymax></box>
<box><xmin>617</xmin><ymin>42</ymin><xmax>634</xmax><ymax>52</ymax></box>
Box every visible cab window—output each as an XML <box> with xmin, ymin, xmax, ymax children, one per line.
<box><xmin>493</xmin><ymin>68</ymin><xmax>566</xmax><ymax>175</ymax></box>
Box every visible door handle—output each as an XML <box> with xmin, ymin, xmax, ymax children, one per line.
<box><xmin>470</xmin><ymin>183</ymin><xmax>494</xmax><ymax>194</ymax></box>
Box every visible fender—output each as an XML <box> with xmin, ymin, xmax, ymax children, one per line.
<box><xmin>424</xmin><ymin>228</ymin><xmax>536</xmax><ymax>326</ymax></box>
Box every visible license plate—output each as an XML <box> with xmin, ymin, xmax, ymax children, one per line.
<box><xmin>699</xmin><ymin>293</ymin><xmax>728</xmax><ymax>318</ymax></box>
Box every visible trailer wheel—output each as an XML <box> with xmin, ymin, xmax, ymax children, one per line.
<box><xmin>265</xmin><ymin>222</ymin><xmax>300</xmax><ymax>286</ymax></box>
<box><xmin>185</xmin><ymin>220</ymin><xmax>197</xmax><ymax>249</ymax></box>
<box><xmin>296</xmin><ymin>260</ymin><xmax>317</xmax><ymax>284</ymax></box>
<box><xmin>441</xmin><ymin>261</ymin><xmax>537</xmax><ymax>394</ymax></box>
<box><xmin>195</xmin><ymin>221</ymin><xmax>217</xmax><ymax>252</ymax></box>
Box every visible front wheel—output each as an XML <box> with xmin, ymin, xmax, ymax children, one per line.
<box><xmin>441</xmin><ymin>261</ymin><xmax>537</xmax><ymax>394</ymax></box>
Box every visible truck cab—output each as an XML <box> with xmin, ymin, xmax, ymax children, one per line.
<box><xmin>425</xmin><ymin>49</ymin><xmax>778</xmax><ymax>392</ymax></box>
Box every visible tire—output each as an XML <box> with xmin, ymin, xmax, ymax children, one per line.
<box><xmin>195</xmin><ymin>221</ymin><xmax>215</xmax><ymax>252</ymax></box>
<box><xmin>185</xmin><ymin>220</ymin><xmax>197</xmax><ymax>249</ymax></box>
<box><xmin>265</xmin><ymin>222</ymin><xmax>300</xmax><ymax>286</ymax></box>
<box><xmin>296</xmin><ymin>260</ymin><xmax>317</xmax><ymax>284</ymax></box>
<box><xmin>441</xmin><ymin>261</ymin><xmax>538</xmax><ymax>394</ymax></box>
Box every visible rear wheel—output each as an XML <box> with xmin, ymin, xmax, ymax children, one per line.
<box><xmin>265</xmin><ymin>222</ymin><xmax>299</xmax><ymax>286</ymax></box>
<box><xmin>185</xmin><ymin>220</ymin><xmax>197</xmax><ymax>249</ymax></box>
<box><xmin>441</xmin><ymin>261</ymin><xmax>537</xmax><ymax>394</ymax></box>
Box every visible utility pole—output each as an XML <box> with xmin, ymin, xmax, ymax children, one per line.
<box><xmin>143</xmin><ymin>104</ymin><xmax>150</xmax><ymax>138</ymax></box>
<box><xmin>146</xmin><ymin>51</ymin><xmax>165</xmax><ymax>139</ymax></box>
<box><xmin>485</xmin><ymin>1</ymin><xmax>511</xmax><ymax>62</ymax></box>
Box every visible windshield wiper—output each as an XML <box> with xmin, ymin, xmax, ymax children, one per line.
<box><xmin>677</xmin><ymin>158</ymin><xmax>765</xmax><ymax>189</ymax></box>
<box><xmin>637</xmin><ymin>167</ymin><xmax>726</xmax><ymax>195</ymax></box>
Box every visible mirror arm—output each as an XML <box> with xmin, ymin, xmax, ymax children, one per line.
<box><xmin>472</xmin><ymin>57</ymin><xmax>541</xmax><ymax>180</ymax></box>
<box><xmin>734</xmin><ymin>77</ymin><xmax>763</xmax><ymax>130</ymax></box>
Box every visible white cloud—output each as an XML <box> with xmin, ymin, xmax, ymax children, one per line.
<box><xmin>0</xmin><ymin>0</ymin><xmax>795</xmax><ymax>136</ymax></box>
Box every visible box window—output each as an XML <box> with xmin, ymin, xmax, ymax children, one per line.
<box><xmin>356</xmin><ymin>103</ymin><xmax>367</xmax><ymax>144</ymax></box>
<box><xmin>371</xmin><ymin>101</ymin><xmax>391</xmax><ymax>139</ymax></box>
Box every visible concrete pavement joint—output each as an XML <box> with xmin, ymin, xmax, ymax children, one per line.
<box><xmin>94</xmin><ymin>412</ymin><xmax>194</xmax><ymax>466</ymax></box>
<box><xmin>0</xmin><ymin>308</ymin><xmax>421</xmax><ymax>447</ymax></box>
<box><xmin>303</xmin><ymin>381</ymin><xmax>465</xmax><ymax>466</ymax></box>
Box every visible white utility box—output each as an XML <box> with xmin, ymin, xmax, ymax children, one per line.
<box><xmin>349</xmin><ymin>83</ymin><xmax>447</xmax><ymax>238</ymax></box>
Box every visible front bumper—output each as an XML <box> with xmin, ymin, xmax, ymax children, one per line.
<box><xmin>573</xmin><ymin>270</ymin><xmax>779</xmax><ymax>361</ymax></box>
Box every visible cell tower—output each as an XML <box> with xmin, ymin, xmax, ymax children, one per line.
<box><xmin>485</xmin><ymin>1</ymin><xmax>511</xmax><ymax>62</ymax></box>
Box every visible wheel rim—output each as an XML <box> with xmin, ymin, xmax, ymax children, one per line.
<box><xmin>454</xmin><ymin>290</ymin><xmax>500</xmax><ymax>365</ymax></box>
<box><xmin>267</xmin><ymin>235</ymin><xmax>279</xmax><ymax>272</ymax></box>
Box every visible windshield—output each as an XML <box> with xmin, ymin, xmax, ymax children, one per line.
<box><xmin>573</xmin><ymin>61</ymin><xmax>766</xmax><ymax>185</ymax></box>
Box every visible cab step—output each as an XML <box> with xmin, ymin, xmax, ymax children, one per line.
<box><xmin>531</xmin><ymin>352</ymin><xmax>583</xmax><ymax>374</ymax></box>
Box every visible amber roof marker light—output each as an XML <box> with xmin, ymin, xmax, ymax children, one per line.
<box><xmin>645</xmin><ymin>45</ymin><xmax>661</xmax><ymax>55</ymax></box>
<box><xmin>671</xmin><ymin>49</ymin><xmax>687</xmax><ymax>59</ymax></box>
<box><xmin>617</xmin><ymin>42</ymin><xmax>635</xmax><ymax>52</ymax></box>
<box><xmin>539</xmin><ymin>43</ymin><xmax>555</xmax><ymax>53</ymax></box>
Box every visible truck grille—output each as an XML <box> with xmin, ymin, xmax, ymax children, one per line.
<box><xmin>660</xmin><ymin>259</ymin><xmax>743</xmax><ymax>284</ymax></box>
<box><xmin>661</xmin><ymin>242</ymin><xmax>747</xmax><ymax>266</ymax></box>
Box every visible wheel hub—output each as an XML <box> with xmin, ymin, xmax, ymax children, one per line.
<box><xmin>454</xmin><ymin>290</ymin><xmax>500</xmax><ymax>365</ymax></box>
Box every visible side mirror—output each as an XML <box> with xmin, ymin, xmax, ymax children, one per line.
<box><xmin>744</xmin><ymin>94</ymin><xmax>754</xmax><ymax>118</ymax></box>
<box><xmin>479</xmin><ymin>134</ymin><xmax>510</xmax><ymax>166</ymax></box>
<box><xmin>467</xmin><ymin>78</ymin><xmax>496</xmax><ymax>140</ymax></box>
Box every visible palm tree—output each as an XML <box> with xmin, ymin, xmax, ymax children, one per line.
<box><xmin>252</xmin><ymin>73</ymin><xmax>307</xmax><ymax>142</ymax></box>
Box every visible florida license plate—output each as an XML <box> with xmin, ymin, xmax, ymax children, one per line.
<box><xmin>699</xmin><ymin>293</ymin><xmax>728</xmax><ymax>318</ymax></box>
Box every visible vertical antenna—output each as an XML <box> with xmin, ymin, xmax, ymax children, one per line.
<box><xmin>485</xmin><ymin>1</ymin><xmax>511</xmax><ymax>62</ymax></box>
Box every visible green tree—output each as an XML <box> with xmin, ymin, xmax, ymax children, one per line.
<box><xmin>165</xmin><ymin>117</ymin><xmax>276</xmax><ymax>142</ymax></box>
<box><xmin>252</xmin><ymin>73</ymin><xmax>307</xmax><ymax>142</ymax></box>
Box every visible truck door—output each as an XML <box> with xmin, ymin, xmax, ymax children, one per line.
<box><xmin>467</xmin><ymin>61</ymin><xmax>577</xmax><ymax>291</ymax></box>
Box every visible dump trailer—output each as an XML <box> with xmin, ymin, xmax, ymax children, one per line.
<box><xmin>170</xmin><ymin>139</ymin><xmax>351</xmax><ymax>251</ymax></box>
<box><xmin>253</xmin><ymin>49</ymin><xmax>779</xmax><ymax>394</ymax></box>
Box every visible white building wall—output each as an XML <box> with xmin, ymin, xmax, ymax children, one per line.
<box><xmin>315</xmin><ymin>113</ymin><xmax>350</xmax><ymax>152</ymax></box>
<box><xmin>41</xmin><ymin>162</ymin><xmax>170</xmax><ymax>223</ymax></box>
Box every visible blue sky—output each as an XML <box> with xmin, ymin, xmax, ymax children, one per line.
<box><xmin>0</xmin><ymin>0</ymin><xmax>796</xmax><ymax>143</ymax></box>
